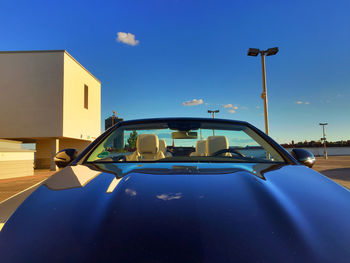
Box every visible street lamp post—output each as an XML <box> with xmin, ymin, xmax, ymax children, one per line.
<box><xmin>208</xmin><ymin>110</ymin><xmax>219</xmax><ymax>119</ymax></box>
<box><xmin>319</xmin><ymin>123</ymin><xmax>328</xmax><ymax>159</ymax></box>
<box><xmin>247</xmin><ymin>47</ymin><xmax>279</xmax><ymax>135</ymax></box>
<box><xmin>208</xmin><ymin>110</ymin><xmax>219</xmax><ymax>135</ymax></box>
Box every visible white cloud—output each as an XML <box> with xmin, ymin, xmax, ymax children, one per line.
<box><xmin>228</xmin><ymin>109</ymin><xmax>236</xmax><ymax>114</ymax></box>
<box><xmin>116</xmin><ymin>32</ymin><xmax>139</xmax><ymax>46</ymax></box>
<box><xmin>182</xmin><ymin>99</ymin><xmax>203</xmax><ymax>106</ymax></box>
<box><xmin>256</xmin><ymin>106</ymin><xmax>260</xmax><ymax>109</ymax></box>
<box><xmin>295</xmin><ymin>101</ymin><xmax>310</xmax><ymax>105</ymax></box>
<box><xmin>223</xmin><ymin>104</ymin><xmax>238</xmax><ymax>109</ymax></box>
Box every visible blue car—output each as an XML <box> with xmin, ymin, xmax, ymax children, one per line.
<box><xmin>1</xmin><ymin>118</ymin><xmax>350</xmax><ymax>262</ymax></box>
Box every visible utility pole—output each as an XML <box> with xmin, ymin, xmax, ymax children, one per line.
<box><xmin>208</xmin><ymin>110</ymin><xmax>219</xmax><ymax>136</ymax></box>
<box><xmin>319</xmin><ymin>123</ymin><xmax>328</xmax><ymax>159</ymax></box>
<box><xmin>260</xmin><ymin>53</ymin><xmax>269</xmax><ymax>135</ymax></box>
<box><xmin>247</xmin><ymin>47</ymin><xmax>279</xmax><ymax>135</ymax></box>
<box><xmin>208</xmin><ymin>110</ymin><xmax>219</xmax><ymax>119</ymax></box>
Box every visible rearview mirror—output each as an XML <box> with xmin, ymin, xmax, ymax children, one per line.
<box><xmin>54</xmin><ymin>148</ymin><xmax>78</xmax><ymax>168</ymax></box>
<box><xmin>171</xmin><ymin>131</ymin><xmax>198</xmax><ymax>139</ymax></box>
<box><xmin>291</xmin><ymin>149</ymin><xmax>316</xmax><ymax>168</ymax></box>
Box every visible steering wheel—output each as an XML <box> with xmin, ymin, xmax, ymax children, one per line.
<box><xmin>211</xmin><ymin>148</ymin><xmax>246</xmax><ymax>158</ymax></box>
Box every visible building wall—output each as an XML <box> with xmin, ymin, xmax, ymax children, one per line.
<box><xmin>0</xmin><ymin>160</ymin><xmax>34</xmax><ymax>179</ymax></box>
<box><xmin>0</xmin><ymin>140</ymin><xmax>34</xmax><ymax>179</ymax></box>
<box><xmin>0</xmin><ymin>51</ymin><xmax>64</xmax><ymax>138</ymax></box>
<box><xmin>59</xmin><ymin>138</ymin><xmax>91</xmax><ymax>153</ymax></box>
<box><xmin>35</xmin><ymin>139</ymin><xmax>52</xmax><ymax>169</ymax></box>
<box><xmin>63</xmin><ymin>53</ymin><xmax>101</xmax><ymax>141</ymax></box>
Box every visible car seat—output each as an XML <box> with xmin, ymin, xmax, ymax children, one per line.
<box><xmin>190</xmin><ymin>140</ymin><xmax>206</xmax><ymax>156</ymax></box>
<box><xmin>127</xmin><ymin>134</ymin><xmax>165</xmax><ymax>161</ymax></box>
<box><xmin>206</xmin><ymin>136</ymin><xmax>232</xmax><ymax>157</ymax></box>
<box><xmin>159</xmin><ymin>139</ymin><xmax>173</xmax><ymax>158</ymax></box>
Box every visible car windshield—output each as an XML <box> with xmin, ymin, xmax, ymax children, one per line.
<box><xmin>86</xmin><ymin>120</ymin><xmax>285</xmax><ymax>163</ymax></box>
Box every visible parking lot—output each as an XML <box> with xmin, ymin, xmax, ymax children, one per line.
<box><xmin>0</xmin><ymin>170</ymin><xmax>55</xmax><ymax>202</ymax></box>
<box><xmin>313</xmin><ymin>156</ymin><xmax>350</xmax><ymax>189</ymax></box>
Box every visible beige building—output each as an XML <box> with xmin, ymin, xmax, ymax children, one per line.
<box><xmin>0</xmin><ymin>50</ymin><xmax>101</xmax><ymax>171</ymax></box>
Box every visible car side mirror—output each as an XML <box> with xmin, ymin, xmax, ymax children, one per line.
<box><xmin>54</xmin><ymin>148</ymin><xmax>78</xmax><ymax>168</ymax></box>
<box><xmin>291</xmin><ymin>149</ymin><xmax>316</xmax><ymax>168</ymax></box>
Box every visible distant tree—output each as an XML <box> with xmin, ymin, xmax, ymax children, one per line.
<box><xmin>281</xmin><ymin>139</ymin><xmax>350</xmax><ymax>148</ymax></box>
<box><xmin>127</xmin><ymin>130</ymin><xmax>138</xmax><ymax>150</ymax></box>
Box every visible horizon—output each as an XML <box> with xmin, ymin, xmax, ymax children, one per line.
<box><xmin>1</xmin><ymin>0</ymin><xmax>349</xmax><ymax>144</ymax></box>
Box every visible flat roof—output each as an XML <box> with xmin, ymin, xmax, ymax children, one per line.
<box><xmin>0</xmin><ymin>50</ymin><xmax>101</xmax><ymax>83</ymax></box>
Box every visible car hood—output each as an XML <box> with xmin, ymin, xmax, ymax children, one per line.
<box><xmin>1</xmin><ymin>162</ymin><xmax>350</xmax><ymax>262</ymax></box>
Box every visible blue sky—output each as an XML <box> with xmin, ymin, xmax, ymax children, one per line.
<box><xmin>1</xmin><ymin>0</ymin><xmax>349</xmax><ymax>143</ymax></box>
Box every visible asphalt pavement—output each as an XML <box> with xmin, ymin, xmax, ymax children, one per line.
<box><xmin>313</xmin><ymin>156</ymin><xmax>350</xmax><ymax>189</ymax></box>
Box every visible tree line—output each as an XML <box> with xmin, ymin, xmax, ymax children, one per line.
<box><xmin>281</xmin><ymin>140</ymin><xmax>350</xmax><ymax>148</ymax></box>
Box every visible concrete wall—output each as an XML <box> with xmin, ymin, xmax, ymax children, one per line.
<box><xmin>0</xmin><ymin>51</ymin><xmax>64</xmax><ymax>138</ymax></box>
<box><xmin>0</xmin><ymin>153</ymin><xmax>34</xmax><ymax>179</ymax></box>
<box><xmin>59</xmin><ymin>138</ymin><xmax>91</xmax><ymax>153</ymax></box>
<box><xmin>0</xmin><ymin>140</ymin><xmax>34</xmax><ymax>179</ymax></box>
<box><xmin>35</xmin><ymin>139</ymin><xmax>52</xmax><ymax>169</ymax></box>
<box><xmin>63</xmin><ymin>53</ymin><xmax>101</xmax><ymax>141</ymax></box>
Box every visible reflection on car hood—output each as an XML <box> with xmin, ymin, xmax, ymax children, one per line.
<box><xmin>1</xmin><ymin>163</ymin><xmax>350</xmax><ymax>262</ymax></box>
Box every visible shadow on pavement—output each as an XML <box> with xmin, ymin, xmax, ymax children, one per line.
<box><xmin>320</xmin><ymin>168</ymin><xmax>350</xmax><ymax>182</ymax></box>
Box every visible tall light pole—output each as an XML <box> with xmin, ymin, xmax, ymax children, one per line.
<box><xmin>208</xmin><ymin>110</ymin><xmax>219</xmax><ymax>135</ymax></box>
<box><xmin>247</xmin><ymin>47</ymin><xmax>279</xmax><ymax>135</ymax></box>
<box><xmin>319</xmin><ymin>123</ymin><xmax>328</xmax><ymax>159</ymax></box>
<box><xmin>208</xmin><ymin>110</ymin><xmax>219</xmax><ymax>119</ymax></box>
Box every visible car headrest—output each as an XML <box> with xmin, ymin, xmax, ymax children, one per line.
<box><xmin>137</xmin><ymin>134</ymin><xmax>159</xmax><ymax>154</ymax></box>
<box><xmin>159</xmin><ymin>139</ymin><xmax>167</xmax><ymax>153</ymax></box>
<box><xmin>196</xmin><ymin>140</ymin><xmax>206</xmax><ymax>155</ymax></box>
<box><xmin>206</xmin><ymin>136</ymin><xmax>229</xmax><ymax>156</ymax></box>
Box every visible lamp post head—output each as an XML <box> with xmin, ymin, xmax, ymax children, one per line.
<box><xmin>265</xmin><ymin>47</ymin><xmax>279</xmax><ymax>56</ymax></box>
<box><xmin>319</xmin><ymin>123</ymin><xmax>328</xmax><ymax>126</ymax></box>
<box><xmin>247</xmin><ymin>48</ymin><xmax>260</xmax><ymax>56</ymax></box>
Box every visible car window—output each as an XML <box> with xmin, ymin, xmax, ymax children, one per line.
<box><xmin>86</xmin><ymin>121</ymin><xmax>285</xmax><ymax>163</ymax></box>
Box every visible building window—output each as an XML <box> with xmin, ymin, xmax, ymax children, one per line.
<box><xmin>84</xmin><ymin>85</ymin><xmax>88</xmax><ymax>109</ymax></box>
